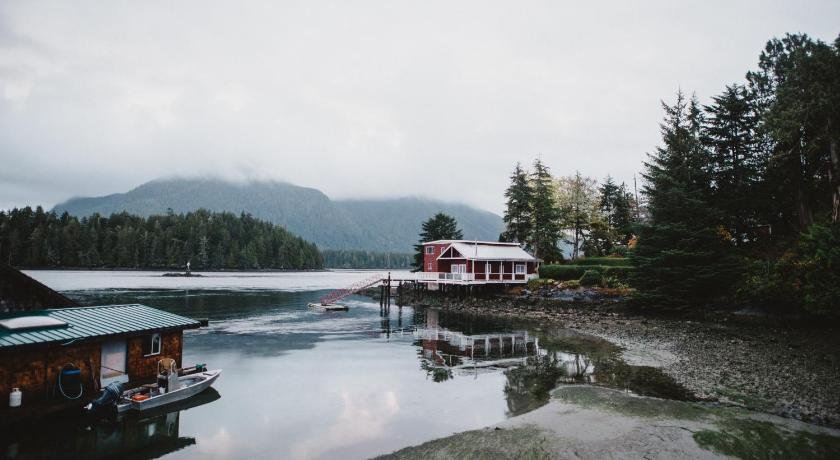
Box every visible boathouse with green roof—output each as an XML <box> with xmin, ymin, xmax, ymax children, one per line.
<box><xmin>0</xmin><ymin>304</ymin><xmax>200</xmax><ymax>411</ymax></box>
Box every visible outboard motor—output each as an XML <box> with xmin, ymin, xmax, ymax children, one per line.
<box><xmin>83</xmin><ymin>381</ymin><xmax>123</xmax><ymax>416</ymax></box>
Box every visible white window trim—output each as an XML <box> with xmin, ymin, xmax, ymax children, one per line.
<box><xmin>451</xmin><ymin>264</ymin><xmax>467</xmax><ymax>274</ymax></box>
<box><xmin>427</xmin><ymin>262</ymin><xmax>433</xmax><ymax>271</ymax></box>
<box><xmin>425</xmin><ymin>246</ymin><xmax>434</xmax><ymax>254</ymax></box>
<box><xmin>144</xmin><ymin>332</ymin><xmax>162</xmax><ymax>357</ymax></box>
<box><xmin>515</xmin><ymin>264</ymin><xmax>526</xmax><ymax>274</ymax></box>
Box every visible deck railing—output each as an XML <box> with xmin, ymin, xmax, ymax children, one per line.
<box><xmin>409</xmin><ymin>272</ymin><xmax>538</xmax><ymax>283</ymax></box>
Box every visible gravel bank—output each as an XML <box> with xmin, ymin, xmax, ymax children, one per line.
<box><xmin>433</xmin><ymin>295</ymin><xmax>840</xmax><ymax>428</ymax></box>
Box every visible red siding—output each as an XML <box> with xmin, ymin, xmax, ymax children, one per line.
<box><xmin>422</xmin><ymin>242</ymin><xmax>539</xmax><ymax>279</ymax></box>
<box><xmin>422</xmin><ymin>243</ymin><xmax>450</xmax><ymax>272</ymax></box>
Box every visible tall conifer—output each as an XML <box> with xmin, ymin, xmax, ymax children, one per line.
<box><xmin>529</xmin><ymin>159</ymin><xmax>563</xmax><ymax>261</ymax></box>
<box><xmin>501</xmin><ymin>163</ymin><xmax>534</xmax><ymax>245</ymax></box>
<box><xmin>630</xmin><ymin>92</ymin><xmax>738</xmax><ymax>309</ymax></box>
<box><xmin>413</xmin><ymin>213</ymin><xmax>463</xmax><ymax>270</ymax></box>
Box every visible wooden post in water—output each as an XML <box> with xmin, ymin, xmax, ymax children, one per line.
<box><xmin>379</xmin><ymin>283</ymin><xmax>385</xmax><ymax>309</ymax></box>
<box><xmin>386</xmin><ymin>272</ymin><xmax>391</xmax><ymax>312</ymax></box>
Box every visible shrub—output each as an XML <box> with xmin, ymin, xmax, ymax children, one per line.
<box><xmin>526</xmin><ymin>278</ymin><xmax>553</xmax><ymax>290</ymax></box>
<box><xmin>610</xmin><ymin>246</ymin><xmax>629</xmax><ymax>257</ymax></box>
<box><xmin>603</xmin><ymin>276</ymin><xmax>629</xmax><ymax>289</ymax></box>
<box><xmin>579</xmin><ymin>269</ymin><xmax>603</xmax><ymax>286</ymax></box>
<box><xmin>602</xmin><ymin>266</ymin><xmax>632</xmax><ymax>279</ymax></box>
<box><xmin>562</xmin><ymin>279</ymin><xmax>581</xmax><ymax>289</ymax></box>
<box><xmin>738</xmin><ymin>223</ymin><xmax>840</xmax><ymax>318</ymax></box>
<box><xmin>539</xmin><ymin>264</ymin><xmax>634</xmax><ymax>281</ymax></box>
<box><xmin>539</xmin><ymin>265</ymin><xmax>587</xmax><ymax>280</ymax></box>
<box><xmin>573</xmin><ymin>257</ymin><xmax>631</xmax><ymax>267</ymax></box>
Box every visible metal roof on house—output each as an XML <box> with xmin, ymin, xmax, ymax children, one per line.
<box><xmin>439</xmin><ymin>241</ymin><xmax>537</xmax><ymax>261</ymax></box>
<box><xmin>423</xmin><ymin>239</ymin><xmax>522</xmax><ymax>246</ymax></box>
<box><xmin>0</xmin><ymin>304</ymin><xmax>200</xmax><ymax>349</ymax></box>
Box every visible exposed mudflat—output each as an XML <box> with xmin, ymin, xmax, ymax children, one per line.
<box><xmin>433</xmin><ymin>296</ymin><xmax>840</xmax><ymax>428</ymax></box>
<box><xmin>380</xmin><ymin>386</ymin><xmax>840</xmax><ymax>459</ymax></box>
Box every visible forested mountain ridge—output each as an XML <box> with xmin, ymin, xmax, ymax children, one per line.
<box><xmin>53</xmin><ymin>178</ymin><xmax>503</xmax><ymax>252</ymax></box>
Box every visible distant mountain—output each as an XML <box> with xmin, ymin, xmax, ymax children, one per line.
<box><xmin>53</xmin><ymin>178</ymin><xmax>503</xmax><ymax>252</ymax></box>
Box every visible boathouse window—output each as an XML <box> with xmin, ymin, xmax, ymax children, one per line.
<box><xmin>425</xmin><ymin>246</ymin><xmax>434</xmax><ymax>254</ymax></box>
<box><xmin>515</xmin><ymin>264</ymin><xmax>526</xmax><ymax>274</ymax></box>
<box><xmin>427</xmin><ymin>263</ymin><xmax>433</xmax><ymax>271</ymax></box>
<box><xmin>144</xmin><ymin>332</ymin><xmax>161</xmax><ymax>356</ymax></box>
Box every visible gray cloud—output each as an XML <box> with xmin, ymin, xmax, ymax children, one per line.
<box><xmin>1</xmin><ymin>0</ymin><xmax>838</xmax><ymax>213</ymax></box>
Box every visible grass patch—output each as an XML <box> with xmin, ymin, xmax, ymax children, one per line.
<box><xmin>714</xmin><ymin>387</ymin><xmax>776</xmax><ymax>412</ymax></box>
<box><xmin>552</xmin><ymin>386</ymin><xmax>706</xmax><ymax>421</ymax></box>
<box><xmin>379</xmin><ymin>425</ymin><xmax>555</xmax><ymax>460</ymax></box>
<box><xmin>693</xmin><ymin>418</ymin><xmax>840</xmax><ymax>460</ymax></box>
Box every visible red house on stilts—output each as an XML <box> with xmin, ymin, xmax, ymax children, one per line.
<box><xmin>419</xmin><ymin>240</ymin><xmax>539</xmax><ymax>285</ymax></box>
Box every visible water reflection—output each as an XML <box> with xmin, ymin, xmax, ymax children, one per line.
<box><xmin>2</xmin><ymin>389</ymin><xmax>220</xmax><ymax>460</ymax></box>
<box><xmin>407</xmin><ymin>308</ymin><xmax>694</xmax><ymax>415</ymax></box>
<box><xmin>30</xmin><ymin>283</ymin><xmax>695</xmax><ymax>459</ymax></box>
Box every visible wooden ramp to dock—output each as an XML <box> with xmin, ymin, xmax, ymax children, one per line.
<box><xmin>318</xmin><ymin>274</ymin><xmax>386</xmax><ymax>305</ymax></box>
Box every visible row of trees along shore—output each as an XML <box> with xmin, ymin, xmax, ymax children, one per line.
<box><xmin>323</xmin><ymin>250</ymin><xmax>413</xmax><ymax>269</ymax></box>
<box><xmin>0</xmin><ymin>207</ymin><xmax>323</xmax><ymax>270</ymax></box>
<box><xmin>502</xmin><ymin>33</ymin><xmax>840</xmax><ymax>318</ymax></box>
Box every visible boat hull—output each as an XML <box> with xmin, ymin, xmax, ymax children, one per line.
<box><xmin>307</xmin><ymin>302</ymin><xmax>349</xmax><ymax>312</ymax></box>
<box><xmin>118</xmin><ymin>370</ymin><xmax>221</xmax><ymax>413</ymax></box>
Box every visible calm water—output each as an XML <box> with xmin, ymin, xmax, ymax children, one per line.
<box><xmin>3</xmin><ymin>270</ymin><xmax>690</xmax><ymax>460</ymax></box>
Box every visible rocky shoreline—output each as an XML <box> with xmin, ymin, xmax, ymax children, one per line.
<box><xmin>425</xmin><ymin>293</ymin><xmax>840</xmax><ymax>428</ymax></box>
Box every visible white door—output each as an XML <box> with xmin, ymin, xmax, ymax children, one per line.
<box><xmin>101</xmin><ymin>339</ymin><xmax>128</xmax><ymax>387</ymax></box>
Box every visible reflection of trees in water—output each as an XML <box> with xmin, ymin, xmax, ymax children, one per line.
<box><xmin>414</xmin><ymin>308</ymin><xmax>695</xmax><ymax>403</ymax></box>
<box><xmin>416</xmin><ymin>339</ymin><xmax>463</xmax><ymax>382</ymax></box>
<box><xmin>503</xmin><ymin>349</ymin><xmax>603</xmax><ymax>416</ymax></box>
<box><xmin>504</xmin><ymin>354</ymin><xmax>566</xmax><ymax>416</ymax></box>
<box><xmin>420</xmin><ymin>360</ymin><xmax>454</xmax><ymax>382</ymax></box>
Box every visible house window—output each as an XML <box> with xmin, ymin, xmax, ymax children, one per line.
<box><xmin>428</xmin><ymin>263</ymin><xmax>433</xmax><ymax>271</ymax></box>
<box><xmin>515</xmin><ymin>264</ymin><xmax>526</xmax><ymax>274</ymax></box>
<box><xmin>425</xmin><ymin>246</ymin><xmax>434</xmax><ymax>254</ymax></box>
<box><xmin>451</xmin><ymin>264</ymin><xmax>466</xmax><ymax>274</ymax></box>
<box><xmin>144</xmin><ymin>332</ymin><xmax>161</xmax><ymax>356</ymax></box>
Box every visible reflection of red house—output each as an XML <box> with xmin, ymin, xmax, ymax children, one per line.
<box><xmin>421</xmin><ymin>240</ymin><xmax>539</xmax><ymax>284</ymax></box>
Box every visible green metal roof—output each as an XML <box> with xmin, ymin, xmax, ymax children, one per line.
<box><xmin>0</xmin><ymin>304</ymin><xmax>200</xmax><ymax>349</ymax></box>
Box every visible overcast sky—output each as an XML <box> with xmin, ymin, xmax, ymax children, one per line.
<box><xmin>1</xmin><ymin>1</ymin><xmax>838</xmax><ymax>214</ymax></box>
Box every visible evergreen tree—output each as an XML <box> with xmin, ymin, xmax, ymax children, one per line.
<box><xmin>612</xmin><ymin>182</ymin><xmax>636</xmax><ymax>243</ymax></box>
<box><xmin>413</xmin><ymin>213</ymin><xmax>463</xmax><ymax>270</ymax></box>
<box><xmin>501</xmin><ymin>163</ymin><xmax>534</xmax><ymax>245</ymax></box>
<box><xmin>630</xmin><ymin>91</ymin><xmax>738</xmax><ymax>309</ymax></box>
<box><xmin>702</xmin><ymin>84</ymin><xmax>766</xmax><ymax>247</ymax></box>
<box><xmin>529</xmin><ymin>159</ymin><xmax>563</xmax><ymax>262</ymax></box>
<box><xmin>747</xmin><ymin>33</ymin><xmax>840</xmax><ymax>231</ymax></box>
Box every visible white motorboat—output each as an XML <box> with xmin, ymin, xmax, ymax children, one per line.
<box><xmin>117</xmin><ymin>369</ymin><xmax>222</xmax><ymax>413</ymax></box>
<box><xmin>307</xmin><ymin>302</ymin><xmax>349</xmax><ymax>312</ymax></box>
